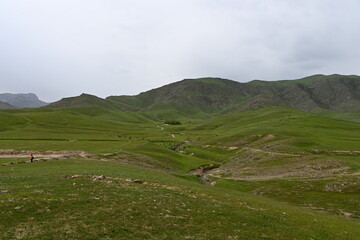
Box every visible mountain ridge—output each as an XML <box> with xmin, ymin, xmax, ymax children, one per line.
<box><xmin>46</xmin><ymin>74</ymin><xmax>360</xmax><ymax>117</ymax></box>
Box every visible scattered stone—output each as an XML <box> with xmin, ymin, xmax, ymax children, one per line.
<box><xmin>228</xmin><ymin>147</ymin><xmax>238</xmax><ymax>150</ymax></box>
<box><xmin>71</xmin><ymin>175</ymin><xmax>82</xmax><ymax>179</ymax></box>
<box><xmin>33</xmin><ymin>190</ymin><xmax>53</xmax><ymax>194</ymax></box>
<box><xmin>14</xmin><ymin>206</ymin><xmax>22</xmax><ymax>210</ymax></box>
<box><xmin>92</xmin><ymin>175</ymin><xmax>106</xmax><ymax>181</ymax></box>
<box><xmin>324</xmin><ymin>178</ymin><xmax>360</xmax><ymax>192</ymax></box>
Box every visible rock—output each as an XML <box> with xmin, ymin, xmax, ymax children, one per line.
<box><xmin>92</xmin><ymin>175</ymin><xmax>106</xmax><ymax>181</ymax></box>
<box><xmin>0</xmin><ymin>189</ymin><xmax>10</xmax><ymax>194</ymax></box>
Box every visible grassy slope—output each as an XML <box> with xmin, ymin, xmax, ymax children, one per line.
<box><xmin>190</xmin><ymin>107</ymin><xmax>360</xmax><ymax>151</ymax></box>
<box><xmin>0</xmin><ymin>106</ymin><xmax>360</xmax><ymax>239</ymax></box>
<box><xmin>1</xmin><ymin>159</ymin><xmax>360</xmax><ymax>240</ymax></box>
<box><xmin>0</xmin><ymin>107</ymin><xmax>211</xmax><ymax>171</ymax></box>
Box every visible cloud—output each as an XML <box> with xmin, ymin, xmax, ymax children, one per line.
<box><xmin>1</xmin><ymin>0</ymin><xmax>360</xmax><ymax>101</ymax></box>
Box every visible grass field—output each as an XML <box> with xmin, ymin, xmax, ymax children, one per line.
<box><xmin>1</xmin><ymin>106</ymin><xmax>359</xmax><ymax>239</ymax></box>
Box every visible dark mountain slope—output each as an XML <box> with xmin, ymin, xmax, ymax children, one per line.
<box><xmin>273</xmin><ymin>74</ymin><xmax>360</xmax><ymax>111</ymax></box>
<box><xmin>0</xmin><ymin>93</ymin><xmax>48</xmax><ymax>108</ymax></box>
<box><xmin>46</xmin><ymin>74</ymin><xmax>360</xmax><ymax>117</ymax></box>
<box><xmin>108</xmin><ymin>78</ymin><xmax>256</xmax><ymax>113</ymax></box>
<box><xmin>46</xmin><ymin>94</ymin><xmax>121</xmax><ymax>110</ymax></box>
<box><xmin>108</xmin><ymin>74</ymin><xmax>360</xmax><ymax>115</ymax></box>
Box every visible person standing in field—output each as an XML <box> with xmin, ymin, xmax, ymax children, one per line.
<box><xmin>30</xmin><ymin>154</ymin><xmax>34</xmax><ymax>163</ymax></box>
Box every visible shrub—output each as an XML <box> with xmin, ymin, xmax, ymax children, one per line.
<box><xmin>164</xmin><ymin>120</ymin><xmax>182</xmax><ymax>125</ymax></box>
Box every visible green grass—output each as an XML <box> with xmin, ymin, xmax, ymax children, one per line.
<box><xmin>0</xmin><ymin>106</ymin><xmax>360</xmax><ymax>239</ymax></box>
<box><xmin>1</xmin><ymin>159</ymin><xmax>360</xmax><ymax>240</ymax></box>
<box><xmin>216</xmin><ymin>176</ymin><xmax>360</xmax><ymax>219</ymax></box>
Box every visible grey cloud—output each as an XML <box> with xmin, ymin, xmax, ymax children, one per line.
<box><xmin>1</xmin><ymin>0</ymin><xmax>360</xmax><ymax>101</ymax></box>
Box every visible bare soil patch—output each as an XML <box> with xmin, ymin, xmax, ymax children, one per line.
<box><xmin>208</xmin><ymin>147</ymin><xmax>350</xmax><ymax>180</ymax></box>
<box><xmin>0</xmin><ymin>149</ymin><xmax>93</xmax><ymax>166</ymax></box>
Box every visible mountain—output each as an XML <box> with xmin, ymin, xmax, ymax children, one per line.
<box><xmin>107</xmin><ymin>78</ymin><xmax>256</xmax><ymax>117</ymax></box>
<box><xmin>46</xmin><ymin>74</ymin><xmax>360</xmax><ymax>117</ymax></box>
<box><xmin>248</xmin><ymin>74</ymin><xmax>360</xmax><ymax>112</ymax></box>
<box><xmin>0</xmin><ymin>101</ymin><xmax>16</xmax><ymax>109</ymax></box>
<box><xmin>46</xmin><ymin>93</ymin><xmax>121</xmax><ymax>109</ymax></box>
<box><xmin>0</xmin><ymin>93</ymin><xmax>48</xmax><ymax>108</ymax></box>
<box><xmin>108</xmin><ymin>74</ymin><xmax>360</xmax><ymax>116</ymax></box>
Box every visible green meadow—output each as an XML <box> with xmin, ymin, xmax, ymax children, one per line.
<box><xmin>1</xmin><ymin>106</ymin><xmax>360</xmax><ymax>239</ymax></box>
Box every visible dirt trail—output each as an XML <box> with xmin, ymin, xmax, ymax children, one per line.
<box><xmin>311</xmin><ymin>149</ymin><xmax>360</xmax><ymax>155</ymax></box>
<box><xmin>241</xmin><ymin>147</ymin><xmax>304</xmax><ymax>157</ymax></box>
<box><xmin>0</xmin><ymin>149</ymin><xmax>93</xmax><ymax>166</ymax></box>
<box><xmin>157</xmin><ymin>125</ymin><xmax>164</xmax><ymax>130</ymax></box>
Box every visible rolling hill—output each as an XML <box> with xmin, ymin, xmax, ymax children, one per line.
<box><xmin>46</xmin><ymin>93</ymin><xmax>121</xmax><ymax>109</ymax></box>
<box><xmin>0</xmin><ymin>105</ymin><xmax>360</xmax><ymax>239</ymax></box>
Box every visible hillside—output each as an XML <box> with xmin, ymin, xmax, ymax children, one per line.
<box><xmin>0</xmin><ymin>93</ymin><xmax>48</xmax><ymax>108</ymax></box>
<box><xmin>47</xmin><ymin>93</ymin><xmax>123</xmax><ymax>110</ymax></box>
<box><xmin>44</xmin><ymin>74</ymin><xmax>360</xmax><ymax>118</ymax></box>
<box><xmin>108</xmin><ymin>74</ymin><xmax>360</xmax><ymax>117</ymax></box>
<box><xmin>253</xmin><ymin>74</ymin><xmax>360</xmax><ymax>112</ymax></box>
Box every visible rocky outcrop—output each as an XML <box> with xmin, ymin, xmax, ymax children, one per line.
<box><xmin>0</xmin><ymin>93</ymin><xmax>48</xmax><ymax>108</ymax></box>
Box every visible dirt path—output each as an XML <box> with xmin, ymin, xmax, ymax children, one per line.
<box><xmin>311</xmin><ymin>149</ymin><xmax>360</xmax><ymax>155</ymax></box>
<box><xmin>241</xmin><ymin>147</ymin><xmax>304</xmax><ymax>157</ymax></box>
<box><xmin>0</xmin><ymin>150</ymin><xmax>93</xmax><ymax>166</ymax></box>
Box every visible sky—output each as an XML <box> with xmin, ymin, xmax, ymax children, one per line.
<box><xmin>1</xmin><ymin>0</ymin><xmax>360</xmax><ymax>102</ymax></box>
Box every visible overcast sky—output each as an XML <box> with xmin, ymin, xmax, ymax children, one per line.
<box><xmin>1</xmin><ymin>0</ymin><xmax>360</xmax><ymax>102</ymax></box>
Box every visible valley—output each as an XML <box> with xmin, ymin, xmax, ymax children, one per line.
<box><xmin>1</xmin><ymin>75</ymin><xmax>360</xmax><ymax>239</ymax></box>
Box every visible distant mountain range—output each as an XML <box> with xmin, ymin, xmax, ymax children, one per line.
<box><xmin>0</xmin><ymin>93</ymin><xmax>48</xmax><ymax>109</ymax></box>
<box><xmin>3</xmin><ymin>74</ymin><xmax>358</xmax><ymax>115</ymax></box>
<box><xmin>0</xmin><ymin>100</ymin><xmax>15</xmax><ymax>109</ymax></box>
<box><xmin>46</xmin><ymin>74</ymin><xmax>360</xmax><ymax>117</ymax></box>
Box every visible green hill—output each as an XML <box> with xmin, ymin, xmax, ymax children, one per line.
<box><xmin>47</xmin><ymin>93</ymin><xmax>123</xmax><ymax>110</ymax></box>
